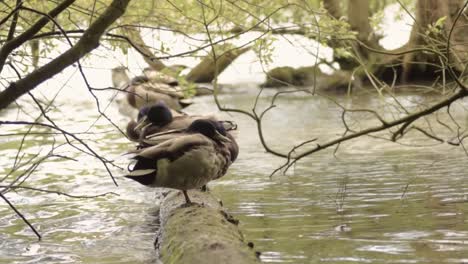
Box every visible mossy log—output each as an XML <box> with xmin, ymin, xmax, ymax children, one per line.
<box><xmin>262</xmin><ymin>66</ymin><xmax>360</xmax><ymax>92</ymax></box>
<box><xmin>186</xmin><ymin>45</ymin><xmax>251</xmax><ymax>83</ymax></box>
<box><xmin>156</xmin><ymin>190</ymin><xmax>259</xmax><ymax>264</ymax></box>
<box><xmin>262</xmin><ymin>66</ymin><xmax>323</xmax><ymax>88</ymax></box>
<box><xmin>315</xmin><ymin>70</ymin><xmax>360</xmax><ymax>93</ymax></box>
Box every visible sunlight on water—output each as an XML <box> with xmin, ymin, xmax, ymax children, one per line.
<box><xmin>0</xmin><ymin>18</ymin><xmax>467</xmax><ymax>261</ymax></box>
<box><xmin>1</xmin><ymin>85</ymin><xmax>468</xmax><ymax>263</ymax></box>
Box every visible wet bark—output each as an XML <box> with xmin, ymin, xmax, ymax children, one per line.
<box><xmin>156</xmin><ymin>190</ymin><xmax>259</xmax><ymax>264</ymax></box>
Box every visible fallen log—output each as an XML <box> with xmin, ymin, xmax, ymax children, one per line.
<box><xmin>156</xmin><ymin>190</ymin><xmax>260</xmax><ymax>264</ymax></box>
<box><xmin>186</xmin><ymin>44</ymin><xmax>251</xmax><ymax>83</ymax></box>
<box><xmin>261</xmin><ymin>65</ymin><xmax>361</xmax><ymax>92</ymax></box>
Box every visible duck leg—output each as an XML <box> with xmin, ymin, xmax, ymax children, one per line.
<box><xmin>182</xmin><ymin>190</ymin><xmax>192</xmax><ymax>204</ymax></box>
<box><xmin>200</xmin><ymin>185</ymin><xmax>209</xmax><ymax>192</ymax></box>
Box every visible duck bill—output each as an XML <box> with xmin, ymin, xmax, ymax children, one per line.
<box><xmin>134</xmin><ymin>116</ymin><xmax>151</xmax><ymax>131</ymax></box>
<box><xmin>214</xmin><ymin>130</ymin><xmax>231</xmax><ymax>143</ymax></box>
<box><xmin>220</xmin><ymin>120</ymin><xmax>237</xmax><ymax>131</ymax></box>
<box><xmin>146</xmin><ymin>128</ymin><xmax>185</xmax><ymax>139</ymax></box>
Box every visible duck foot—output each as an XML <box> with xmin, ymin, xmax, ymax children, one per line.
<box><xmin>182</xmin><ymin>190</ymin><xmax>192</xmax><ymax>204</ymax></box>
<box><xmin>180</xmin><ymin>191</ymin><xmax>205</xmax><ymax>207</ymax></box>
<box><xmin>180</xmin><ymin>202</ymin><xmax>195</xmax><ymax>208</ymax></box>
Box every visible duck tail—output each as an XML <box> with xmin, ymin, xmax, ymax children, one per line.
<box><xmin>179</xmin><ymin>98</ymin><xmax>193</xmax><ymax>108</ymax></box>
<box><xmin>125</xmin><ymin>157</ymin><xmax>157</xmax><ymax>186</ymax></box>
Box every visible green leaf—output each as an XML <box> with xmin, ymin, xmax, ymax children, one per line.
<box><xmin>435</xmin><ymin>16</ymin><xmax>447</xmax><ymax>28</ymax></box>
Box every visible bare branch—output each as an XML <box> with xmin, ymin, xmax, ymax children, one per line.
<box><xmin>6</xmin><ymin>0</ymin><xmax>22</xmax><ymax>41</ymax></box>
<box><xmin>0</xmin><ymin>120</ymin><xmax>120</xmax><ymax>186</ymax></box>
<box><xmin>0</xmin><ymin>2</ymin><xmax>23</xmax><ymax>28</ymax></box>
<box><xmin>0</xmin><ymin>0</ymin><xmax>131</xmax><ymax>110</ymax></box>
<box><xmin>0</xmin><ymin>185</ymin><xmax>118</xmax><ymax>199</ymax></box>
<box><xmin>0</xmin><ymin>0</ymin><xmax>75</xmax><ymax>73</ymax></box>
<box><xmin>0</xmin><ymin>192</ymin><xmax>41</xmax><ymax>240</ymax></box>
<box><xmin>281</xmin><ymin>89</ymin><xmax>468</xmax><ymax>172</ymax></box>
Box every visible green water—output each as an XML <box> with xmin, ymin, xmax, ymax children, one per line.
<box><xmin>1</xmin><ymin>86</ymin><xmax>468</xmax><ymax>263</ymax></box>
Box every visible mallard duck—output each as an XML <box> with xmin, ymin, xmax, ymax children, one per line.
<box><xmin>111</xmin><ymin>66</ymin><xmax>191</xmax><ymax>111</ymax></box>
<box><xmin>143</xmin><ymin>119</ymin><xmax>239</xmax><ymax>163</ymax></box>
<box><xmin>111</xmin><ymin>66</ymin><xmax>131</xmax><ymax>88</ymax></box>
<box><xmin>125</xmin><ymin>102</ymin><xmax>184</xmax><ymax>142</ymax></box>
<box><xmin>125</xmin><ymin>119</ymin><xmax>234</xmax><ymax>204</ymax></box>
<box><xmin>143</xmin><ymin>67</ymin><xmax>179</xmax><ymax>86</ymax></box>
<box><xmin>126</xmin><ymin>78</ymin><xmax>187</xmax><ymax>111</ymax></box>
<box><xmin>126</xmin><ymin>103</ymin><xmax>239</xmax><ymax>162</ymax></box>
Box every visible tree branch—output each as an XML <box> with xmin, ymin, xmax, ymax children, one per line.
<box><xmin>0</xmin><ymin>120</ymin><xmax>120</xmax><ymax>186</ymax></box>
<box><xmin>0</xmin><ymin>0</ymin><xmax>131</xmax><ymax>110</ymax></box>
<box><xmin>6</xmin><ymin>0</ymin><xmax>22</xmax><ymax>41</ymax></box>
<box><xmin>0</xmin><ymin>0</ymin><xmax>75</xmax><ymax>73</ymax></box>
<box><xmin>0</xmin><ymin>185</ymin><xmax>118</xmax><ymax>199</ymax></box>
<box><xmin>276</xmin><ymin>89</ymin><xmax>468</xmax><ymax>173</ymax></box>
<box><xmin>0</xmin><ymin>192</ymin><xmax>41</xmax><ymax>240</ymax></box>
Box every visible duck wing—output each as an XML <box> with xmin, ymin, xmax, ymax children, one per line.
<box><xmin>225</xmin><ymin>133</ymin><xmax>239</xmax><ymax>162</ymax></box>
<box><xmin>141</xmin><ymin>82</ymin><xmax>184</xmax><ymax>99</ymax></box>
<box><xmin>137</xmin><ymin>134</ymin><xmax>211</xmax><ymax>161</ymax></box>
<box><xmin>129</xmin><ymin>86</ymin><xmax>182</xmax><ymax>110</ymax></box>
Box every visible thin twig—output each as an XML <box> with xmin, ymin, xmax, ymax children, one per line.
<box><xmin>0</xmin><ymin>192</ymin><xmax>41</xmax><ymax>240</ymax></box>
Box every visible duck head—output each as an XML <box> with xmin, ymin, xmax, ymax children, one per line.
<box><xmin>135</xmin><ymin>102</ymin><xmax>173</xmax><ymax>131</ymax></box>
<box><xmin>187</xmin><ymin>119</ymin><xmax>231</xmax><ymax>144</ymax></box>
<box><xmin>111</xmin><ymin>66</ymin><xmax>130</xmax><ymax>88</ymax></box>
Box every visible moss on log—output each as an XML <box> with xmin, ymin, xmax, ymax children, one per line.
<box><xmin>262</xmin><ymin>66</ymin><xmax>296</xmax><ymax>87</ymax></box>
<box><xmin>262</xmin><ymin>66</ymin><xmax>322</xmax><ymax>87</ymax></box>
<box><xmin>156</xmin><ymin>190</ymin><xmax>259</xmax><ymax>264</ymax></box>
<box><xmin>186</xmin><ymin>44</ymin><xmax>251</xmax><ymax>83</ymax></box>
<box><xmin>262</xmin><ymin>65</ymin><xmax>360</xmax><ymax>92</ymax></box>
<box><xmin>315</xmin><ymin>70</ymin><xmax>359</xmax><ymax>93</ymax></box>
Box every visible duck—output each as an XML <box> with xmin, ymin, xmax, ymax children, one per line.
<box><xmin>110</xmin><ymin>67</ymin><xmax>138</xmax><ymax>118</ymax></box>
<box><xmin>125</xmin><ymin>102</ymin><xmax>177</xmax><ymax>142</ymax></box>
<box><xmin>143</xmin><ymin>67</ymin><xmax>179</xmax><ymax>86</ymax></box>
<box><xmin>126</xmin><ymin>102</ymin><xmax>239</xmax><ymax>162</ymax></box>
<box><xmin>111</xmin><ymin>66</ymin><xmax>191</xmax><ymax>111</ymax></box>
<box><xmin>124</xmin><ymin>119</ymin><xmax>234</xmax><ymax>204</ymax></box>
<box><xmin>111</xmin><ymin>66</ymin><xmax>131</xmax><ymax>88</ymax></box>
<box><xmin>126</xmin><ymin>76</ymin><xmax>189</xmax><ymax>111</ymax></box>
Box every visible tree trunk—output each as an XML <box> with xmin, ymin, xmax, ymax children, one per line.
<box><xmin>271</xmin><ymin>0</ymin><xmax>466</xmax><ymax>87</ymax></box>
<box><xmin>30</xmin><ymin>40</ymin><xmax>39</xmax><ymax>69</ymax></box>
<box><xmin>0</xmin><ymin>0</ymin><xmax>131</xmax><ymax>110</ymax></box>
<box><xmin>446</xmin><ymin>0</ymin><xmax>468</xmax><ymax>73</ymax></box>
<box><xmin>323</xmin><ymin>0</ymin><xmax>343</xmax><ymax>19</ymax></box>
<box><xmin>156</xmin><ymin>190</ymin><xmax>260</xmax><ymax>264</ymax></box>
<box><xmin>401</xmin><ymin>0</ymin><xmax>467</xmax><ymax>82</ymax></box>
<box><xmin>186</xmin><ymin>44</ymin><xmax>251</xmax><ymax>83</ymax></box>
<box><xmin>124</xmin><ymin>27</ymin><xmax>167</xmax><ymax>71</ymax></box>
<box><xmin>325</xmin><ymin>0</ymin><xmax>380</xmax><ymax>70</ymax></box>
<box><xmin>348</xmin><ymin>0</ymin><xmax>373</xmax><ymax>44</ymax></box>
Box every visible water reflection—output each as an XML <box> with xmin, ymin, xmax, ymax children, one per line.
<box><xmin>1</xmin><ymin>87</ymin><xmax>468</xmax><ymax>263</ymax></box>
